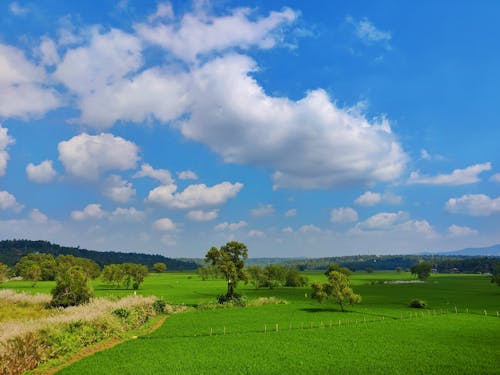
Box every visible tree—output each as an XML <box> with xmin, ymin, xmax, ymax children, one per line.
<box><xmin>247</xmin><ymin>265</ymin><xmax>265</xmax><ymax>288</ymax></box>
<box><xmin>492</xmin><ymin>264</ymin><xmax>500</xmax><ymax>286</ymax></box>
<box><xmin>0</xmin><ymin>262</ymin><xmax>9</xmax><ymax>282</ymax></box>
<box><xmin>324</xmin><ymin>263</ymin><xmax>351</xmax><ymax>277</ymax></box>
<box><xmin>410</xmin><ymin>262</ymin><xmax>432</xmax><ymax>280</ymax></box>
<box><xmin>101</xmin><ymin>263</ymin><xmax>148</xmax><ymax>290</ymax></box>
<box><xmin>15</xmin><ymin>253</ymin><xmax>57</xmax><ymax>281</ymax></box>
<box><xmin>311</xmin><ymin>271</ymin><xmax>361</xmax><ymax>312</ymax></box>
<box><xmin>153</xmin><ymin>262</ymin><xmax>167</xmax><ymax>273</ymax></box>
<box><xmin>102</xmin><ymin>264</ymin><xmax>125</xmax><ymax>286</ymax></box>
<box><xmin>50</xmin><ymin>266</ymin><xmax>93</xmax><ymax>307</ymax></box>
<box><xmin>204</xmin><ymin>241</ymin><xmax>249</xmax><ymax>299</ymax></box>
<box><xmin>56</xmin><ymin>255</ymin><xmax>100</xmax><ymax>279</ymax></box>
<box><xmin>395</xmin><ymin>267</ymin><xmax>402</xmax><ymax>273</ymax></box>
<box><xmin>284</xmin><ymin>267</ymin><xmax>309</xmax><ymax>287</ymax></box>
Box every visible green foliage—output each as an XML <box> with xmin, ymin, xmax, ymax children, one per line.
<box><xmin>410</xmin><ymin>262</ymin><xmax>433</xmax><ymax>280</ymax></box>
<box><xmin>205</xmin><ymin>241</ymin><xmax>249</xmax><ymax>299</ymax></box>
<box><xmin>113</xmin><ymin>308</ymin><xmax>130</xmax><ymax>319</ymax></box>
<box><xmin>0</xmin><ymin>262</ymin><xmax>10</xmax><ymax>282</ymax></box>
<box><xmin>15</xmin><ymin>253</ymin><xmax>57</xmax><ymax>281</ymax></box>
<box><xmin>248</xmin><ymin>265</ymin><xmax>308</xmax><ymax>288</ymax></box>
<box><xmin>324</xmin><ymin>263</ymin><xmax>352</xmax><ymax>277</ymax></box>
<box><xmin>312</xmin><ymin>271</ymin><xmax>361</xmax><ymax>311</ymax></box>
<box><xmin>395</xmin><ymin>267</ymin><xmax>402</xmax><ymax>273</ymax></box>
<box><xmin>153</xmin><ymin>299</ymin><xmax>167</xmax><ymax>314</ymax></box>
<box><xmin>197</xmin><ymin>264</ymin><xmax>223</xmax><ymax>280</ymax></box>
<box><xmin>365</xmin><ymin>267</ymin><xmax>374</xmax><ymax>273</ymax></box>
<box><xmin>102</xmin><ymin>263</ymin><xmax>149</xmax><ymax>289</ymax></box>
<box><xmin>491</xmin><ymin>264</ymin><xmax>500</xmax><ymax>286</ymax></box>
<box><xmin>153</xmin><ymin>262</ymin><xmax>167</xmax><ymax>273</ymax></box>
<box><xmin>50</xmin><ymin>266</ymin><xmax>93</xmax><ymax>307</ymax></box>
<box><xmin>56</xmin><ymin>255</ymin><xmax>101</xmax><ymax>279</ymax></box>
<box><xmin>409</xmin><ymin>299</ymin><xmax>427</xmax><ymax>309</ymax></box>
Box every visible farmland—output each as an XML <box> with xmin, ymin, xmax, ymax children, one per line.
<box><xmin>3</xmin><ymin>271</ymin><xmax>499</xmax><ymax>374</ymax></box>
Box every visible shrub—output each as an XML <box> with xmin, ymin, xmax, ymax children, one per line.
<box><xmin>409</xmin><ymin>299</ymin><xmax>427</xmax><ymax>308</ymax></box>
<box><xmin>153</xmin><ymin>299</ymin><xmax>167</xmax><ymax>314</ymax></box>
<box><xmin>112</xmin><ymin>308</ymin><xmax>130</xmax><ymax>319</ymax></box>
<box><xmin>50</xmin><ymin>266</ymin><xmax>93</xmax><ymax>308</ymax></box>
<box><xmin>217</xmin><ymin>293</ymin><xmax>246</xmax><ymax>307</ymax></box>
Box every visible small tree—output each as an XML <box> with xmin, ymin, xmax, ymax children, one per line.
<box><xmin>204</xmin><ymin>241</ymin><xmax>249</xmax><ymax>299</ymax></box>
<box><xmin>395</xmin><ymin>267</ymin><xmax>402</xmax><ymax>273</ymax></box>
<box><xmin>492</xmin><ymin>264</ymin><xmax>500</xmax><ymax>286</ymax></box>
<box><xmin>56</xmin><ymin>255</ymin><xmax>100</xmax><ymax>279</ymax></box>
<box><xmin>410</xmin><ymin>262</ymin><xmax>432</xmax><ymax>280</ymax></box>
<box><xmin>324</xmin><ymin>263</ymin><xmax>351</xmax><ymax>277</ymax></box>
<box><xmin>311</xmin><ymin>271</ymin><xmax>361</xmax><ymax>312</ymax></box>
<box><xmin>247</xmin><ymin>265</ymin><xmax>265</xmax><ymax>288</ymax></box>
<box><xmin>153</xmin><ymin>262</ymin><xmax>167</xmax><ymax>273</ymax></box>
<box><xmin>50</xmin><ymin>266</ymin><xmax>93</xmax><ymax>307</ymax></box>
<box><xmin>0</xmin><ymin>262</ymin><xmax>9</xmax><ymax>282</ymax></box>
<box><xmin>15</xmin><ymin>253</ymin><xmax>57</xmax><ymax>281</ymax></box>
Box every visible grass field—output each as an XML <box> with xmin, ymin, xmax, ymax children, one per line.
<box><xmin>2</xmin><ymin>271</ymin><xmax>499</xmax><ymax>374</ymax></box>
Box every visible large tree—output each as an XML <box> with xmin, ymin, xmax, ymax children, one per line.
<box><xmin>311</xmin><ymin>271</ymin><xmax>361</xmax><ymax>312</ymax></box>
<box><xmin>410</xmin><ymin>262</ymin><xmax>433</xmax><ymax>281</ymax></box>
<box><xmin>204</xmin><ymin>241</ymin><xmax>249</xmax><ymax>299</ymax></box>
<box><xmin>50</xmin><ymin>266</ymin><xmax>93</xmax><ymax>307</ymax></box>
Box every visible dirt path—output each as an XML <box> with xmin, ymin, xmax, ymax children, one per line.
<box><xmin>42</xmin><ymin>315</ymin><xmax>168</xmax><ymax>375</ymax></box>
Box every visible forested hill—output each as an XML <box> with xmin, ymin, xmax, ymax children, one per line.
<box><xmin>0</xmin><ymin>240</ymin><xmax>198</xmax><ymax>270</ymax></box>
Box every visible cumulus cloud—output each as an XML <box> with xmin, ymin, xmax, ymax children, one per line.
<box><xmin>284</xmin><ymin>208</ymin><xmax>297</xmax><ymax>217</ymax></box>
<box><xmin>445</xmin><ymin>194</ymin><xmax>500</xmax><ymax>216</ymax></box>
<box><xmin>153</xmin><ymin>217</ymin><xmax>176</xmax><ymax>231</ymax></box>
<box><xmin>448</xmin><ymin>224</ymin><xmax>478</xmax><ymax>237</ymax></box>
<box><xmin>136</xmin><ymin>6</ymin><xmax>297</xmax><ymax>62</ymax></box>
<box><xmin>148</xmin><ymin>2</ymin><xmax>174</xmax><ymax>22</ymax></box>
<box><xmin>251</xmin><ymin>203</ymin><xmax>275</xmax><ymax>217</ymax></box>
<box><xmin>248</xmin><ymin>229</ymin><xmax>265</xmax><ymax>238</ymax></box>
<box><xmin>9</xmin><ymin>2</ymin><xmax>29</xmax><ymax>16</ymax></box>
<box><xmin>181</xmin><ymin>54</ymin><xmax>407</xmax><ymax>189</ymax></box>
<box><xmin>58</xmin><ymin>133</ymin><xmax>139</xmax><ymax>180</ymax></box>
<box><xmin>36</xmin><ymin>37</ymin><xmax>60</xmax><ymax>66</ymax></box>
<box><xmin>355</xmin><ymin>191</ymin><xmax>381</xmax><ymax>206</ymax></box>
<box><xmin>147</xmin><ymin>181</ymin><xmax>243</xmax><ymax>209</ymax></box>
<box><xmin>26</xmin><ymin>160</ymin><xmax>57</xmax><ymax>183</ymax></box>
<box><xmin>299</xmin><ymin>224</ymin><xmax>321</xmax><ymax>233</ymax></box>
<box><xmin>0</xmin><ymin>191</ymin><xmax>24</xmax><ymax>212</ymax></box>
<box><xmin>109</xmin><ymin>207</ymin><xmax>145</xmax><ymax>222</ymax></box>
<box><xmin>0</xmin><ymin>125</ymin><xmax>15</xmax><ymax>176</ymax></box>
<box><xmin>186</xmin><ymin>209</ymin><xmax>218</xmax><ymax>221</ymax></box>
<box><xmin>0</xmin><ymin>44</ymin><xmax>59</xmax><ymax>119</ymax></box>
<box><xmin>71</xmin><ymin>203</ymin><xmax>105</xmax><ymax>220</ymax></box>
<box><xmin>282</xmin><ymin>226</ymin><xmax>293</xmax><ymax>233</ymax></box>
<box><xmin>29</xmin><ymin>209</ymin><xmax>48</xmax><ymax>224</ymax></box>
<box><xmin>214</xmin><ymin>221</ymin><xmax>247</xmax><ymax>231</ymax></box>
<box><xmin>103</xmin><ymin>175</ymin><xmax>136</xmax><ymax>203</ymax></box>
<box><xmin>346</xmin><ymin>16</ymin><xmax>391</xmax><ymax>45</ymax></box>
<box><xmin>177</xmin><ymin>170</ymin><xmax>198</xmax><ymax>180</ymax></box>
<box><xmin>490</xmin><ymin>173</ymin><xmax>500</xmax><ymax>183</ymax></box>
<box><xmin>330</xmin><ymin>207</ymin><xmax>358</xmax><ymax>223</ymax></box>
<box><xmin>408</xmin><ymin>162</ymin><xmax>491</xmax><ymax>186</ymax></box>
<box><xmin>353</xmin><ymin>211</ymin><xmax>435</xmax><ymax>237</ymax></box>
<box><xmin>133</xmin><ymin>163</ymin><xmax>174</xmax><ymax>185</ymax></box>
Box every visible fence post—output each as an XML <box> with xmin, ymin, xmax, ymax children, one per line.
<box><xmin>264</xmin><ymin>324</ymin><xmax>267</xmax><ymax>333</ymax></box>
<box><xmin>223</xmin><ymin>326</ymin><xmax>226</xmax><ymax>335</ymax></box>
<box><xmin>275</xmin><ymin>324</ymin><xmax>279</xmax><ymax>332</ymax></box>
<box><xmin>210</xmin><ymin>327</ymin><xmax>212</xmax><ymax>336</ymax></box>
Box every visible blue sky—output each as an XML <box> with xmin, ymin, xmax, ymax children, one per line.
<box><xmin>0</xmin><ymin>0</ymin><xmax>499</xmax><ymax>257</ymax></box>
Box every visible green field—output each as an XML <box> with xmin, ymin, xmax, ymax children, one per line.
<box><xmin>3</xmin><ymin>272</ymin><xmax>500</xmax><ymax>374</ymax></box>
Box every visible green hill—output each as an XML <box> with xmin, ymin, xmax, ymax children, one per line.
<box><xmin>0</xmin><ymin>239</ymin><xmax>197</xmax><ymax>271</ymax></box>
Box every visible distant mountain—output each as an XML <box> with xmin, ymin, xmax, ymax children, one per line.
<box><xmin>427</xmin><ymin>244</ymin><xmax>500</xmax><ymax>257</ymax></box>
<box><xmin>0</xmin><ymin>239</ymin><xmax>198</xmax><ymax>270</ymax></box>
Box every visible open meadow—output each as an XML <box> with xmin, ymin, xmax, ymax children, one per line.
<box><xmin>3</xmin><ymin>271</ymin><xmax>499</xmax><ymax>374</ymax></box>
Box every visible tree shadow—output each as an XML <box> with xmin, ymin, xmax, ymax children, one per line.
<box><xmin>300</xmin><ymin>307</ymin><xmax>346</xmax><ymax>313</ymax></box>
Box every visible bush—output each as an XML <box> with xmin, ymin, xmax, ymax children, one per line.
<box><xmin>409</xmin><ymin>299</ymin><xmax>427</xmax><ymax>308</ymax></box>
<box><xmin>153</xmin><ymin>299</ymin><xmax>167</xmax><ymax>314</ymax></box>
<box><xmin>50</xmin><ymin>266</ymin><xmax>93</xmax><ymax>308</ymax></box>
<box><xmin>112</xmin><ymin>308</ymin><xmax>130</xmax><ymax>319</ymax></box>
<box><xmin>217</xmin><ymin>293</ymin><xmax>246</xmax><ymax>307</ymax></box>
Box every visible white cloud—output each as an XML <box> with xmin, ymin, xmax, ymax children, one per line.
<box><xmin>103</xmin><ymin>175</ymin><xmax>136</xmax><ymax>203</ymax></box>
<box><xmin>330</xmin><ymin>207</ymin><xmax>358</xmax><ymax>223</ymax></box>
<box><xmin>71</xmin><ymin>203</ymin><xmax>105</xmax><ymax>220</ymax></box>
<box><xmin>186</xmin><ymin>209</ymin><xmax>218</xmax><ymax>221</ymax></box>
<box><xmin>26</xmin><ymin>160</ymin><xmax>57</xmax><ymax>183</ymax></box>
<box><xmin>284</xmin><ymin>208</ymin><xmax>296</xmax><ymax>217</ymax></box>
<box><xmin>36</xmin><ymin>37</ymin><xmax>60</xmax><ymax>66</ymax></box>
<box><xmin>248</xmin><ymin>229</ymin><xmax>265</xmax><ymax>238</ymax></box>
<box><xmin>153</xmin><ymin>217</ymin><xmax>176</xmax><ymax>231</ymax></box>
<box><xmin>0</xmin><ymin>44</ymin><xmax>59</xmax><ymax>119</ymax></box>
<box><xmin>282</xmin><ymin>226</ymin><xmax>293</xmax><ymax>233</ymax></box>
<box><xmin>58</xmin><ymin>133</ymin><xmax>139</xmax><ymax>180</ymax></box>
<box><xmin>299</xmin><ymin>224</ymin><xmax>321</xmax><ymax>233</ymax></box>
<box><xmin>347</xmin><ymin>16</ymin><xmax>391</xmax><ymax>45</ymax></box>
<box><xmin>29</xmin><ymin>209</ymin><xmax>48</xmax><ymax>224</ymax></box>
<box><xmin>408</xmin><ymin>162</ymin><xmax>491</xmax><ymax>186</ymax></box>
<box><xmin>382</xmin><ymin>192</ymin><xmax>403</xmax><ymax>205</ymax></box>
<box><xmin>355</xmin><ymin>191</ymin><xmax>381</xmax><ymax>206</ymax></box>
<box><xmin>490</xmin><ymin>173</ymin><xmax>500</xmax><ymax>183</ymax></box>
<box><xmin>147</xmin><ymin>181</ymin><xmax>243</xmax><ymax>209</ymax></box>
<box><xmin>445</xmin><ymin>194</ymin><xmax>500</xmax><ymax>216</ymax></box>
<box><xmin>177</xmin><ymin>170</ymin><xmax>198</xmax><ymax>180</ymax></box>
<box><xmin>9</xmin><ymin>2</ymin><xmax>28</xmax><ymax>16</ymax></box>
<box><xmin>148</xmin><ymin>2</ymin><xmax>174</xmax><ymax>22</ymax></box>
<box><xmin>161</xmin><ymin>234</ymin><xmax>177</xmax><ymax>246</ymax></box>
<box><xmin>448</xmin><ymin>224</ymin><xmax>478</xmax><ymax>238</ymax></box>
<box><xmin>134</xmin><ymin>163</ymin><xmax>174</xmax><ymax>185</ymax></box>
<box><xmin>353</xmin><ymin>211</ymin><xmax>435</xmax><ymax>237</ymax></box>
<box><xmin>0</xmin><ymin>125</ymin><xmax>15</xmax><ymax>176</ymax></box>
<box><xmin>136</xmin><ymin>7</ymin><xmax>297</xmax><ymax>62</ymax></box>
<box><xmin>251</xmin><ymin>203</ymin><xmax>275</xmax><ymax>217</ymax></box>
<box><xmin>214</xmin><ymin>221</ymin><xmax>247</xmax><ymax>231</ymax></box>
<box><xmin>420</xmin><ymin>149</ymin><xmax>431</xmax><ymax>160</ymax></box>
<box><xmin>0</xmin><ymin>191</ymin><xmax>24</xmax><ymax>212</ymax></box>
<box><xmin>109</xmin><ymin>207</ymin><xmax>145</xmax><ymax>222</ymax></box>
<box><xmin>181</xmin><ymin>54</ymin><xmax>407</xmax><ymax>189</ymax></box>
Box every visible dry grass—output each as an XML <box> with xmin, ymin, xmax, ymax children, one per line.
<box><xmin>247</xmin><ymin>297</ymin><xmax>289</xmax><ymax>306</ymax></box>
<box><xmin>0</xmin><ymin>289</ymin><xmax>51</xmax><ymax>305</ymax></box>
